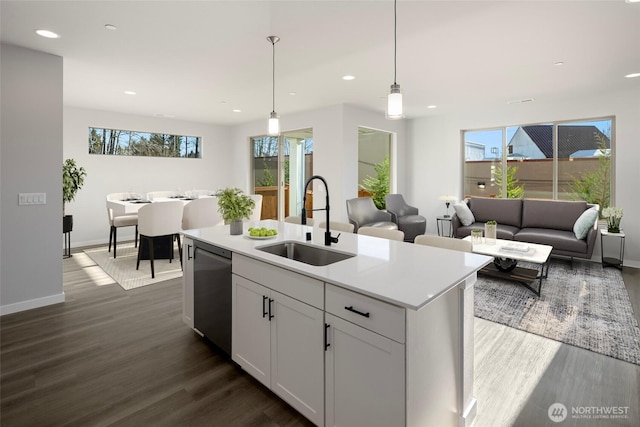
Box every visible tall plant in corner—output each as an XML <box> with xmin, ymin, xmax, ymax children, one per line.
<box><xmin>360</xmin><ymin>156</ymin><xmax>390</xmax><ymax>209</ymax></box>
<box><xmin>62</xmin><ymin>158</ymin><xmax>87</xmax><ymax>217</ymax></box>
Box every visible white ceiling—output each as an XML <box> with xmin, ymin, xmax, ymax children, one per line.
<box><xmin>2</xmin><ymin>0</ymin><xmax>639</xmax><ymax>126</ymax></box>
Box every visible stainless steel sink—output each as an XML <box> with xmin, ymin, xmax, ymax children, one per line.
<box><xmin>256</xmin><ymin>241</ymin><xmax>355</xmax><ymax>266</ymax></box>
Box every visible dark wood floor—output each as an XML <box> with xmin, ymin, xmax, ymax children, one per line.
<box><xmin>1</xmin><ymin>250</ymin><xmax>639</xmax><ymax>426</ymax></box>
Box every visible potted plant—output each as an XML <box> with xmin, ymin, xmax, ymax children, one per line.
<box><xmin>215</xmin><ymin>187</ymin><xmax>256</xmax><ymax>235</ymax></box>
<box><xmin>602</xmin><ymin>206</ymin><xmax>623</xmax><ymax>233</ymax></box>
<box><xmin>62</xmin><ymin>158</ymin><xmax>87</xmax><ymax>233</ymax></box>
<box><xmin>484</xmin><ymin>220</ymin><xmax>497</xmax><ymax>244</ymax></box>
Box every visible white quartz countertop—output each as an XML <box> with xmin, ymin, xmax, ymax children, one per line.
<box><xmin>184</xmin><ymin>220</ymin><xmax>492</xmax><ymax>311</ymax></box>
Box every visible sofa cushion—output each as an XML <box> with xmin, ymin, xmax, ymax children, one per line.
<box><xmin>521</xmin><ymin>199</ymin><xmax>587</xmax><ymax>231</ymax></box>
<box><xmin>573</xmin><ymin>206</ymin><xmax>598</xmax><ymax>240</ymax></box>
<box><xmin>468</xmin><ymin>197</ymin><xmax>522</xmax><ymax>227</ymax></box>
<box><xmin>515</xmin><ymin>228</ymin><xmax>588</xmax><ymax>255</ymax></box>
<box><xmin>454</xmin><ymin>201</ymin><xmax>475</xmax><ymax>226</ymax></box>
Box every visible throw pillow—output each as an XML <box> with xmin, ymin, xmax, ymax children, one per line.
<box><xmin>573</xmin><ymin>207</ymin><xmax>598</xmax><ymax>240</ymax></box>
<box><xmin>454</xmin><ymin>201</ymin><xmax>475</xmax><ymax>226</ymax></box>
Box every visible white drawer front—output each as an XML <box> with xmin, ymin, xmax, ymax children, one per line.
<box><xmin>325</xmin><ymin>284</ymin><xmax>405</xmax><ymax>343</ymax></box>
<box><xmin>233</xmin><ymin>254</ymin><xmax>324</xmax><ymax>309</ymax></box>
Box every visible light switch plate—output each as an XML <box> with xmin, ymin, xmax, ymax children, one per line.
<box><xmin>18</xmin><ymin>193</ymin><xmax>46</xmax><ymax>205</ymax></box>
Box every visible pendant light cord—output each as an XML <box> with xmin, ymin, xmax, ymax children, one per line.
<box><xmin>393</xmin><ymin>0</ymin><xmax>397</xmax><ymax>85</ymax></box>
<box><xmin>272</xmin><ymin>39</ymin><xmax>276</xmax><ymax>113</ymax></box>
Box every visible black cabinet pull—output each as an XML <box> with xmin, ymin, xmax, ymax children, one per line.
<box><xmin>187</xmin><ymin>244</ymin><xmax>193</xmax><ymax>260</ymax></box>
<box><xmin>324</xmin><ymin>323</ymin><xmax>330</xmax><ymax>350</ymax></box>
<box><xmin>345</xmin><ymin>305</ymin><xmax>370</xmax><ymax>318</ymax></box>
<box><xmin>262</xmin><ymin>295</ymin><xmax>268</xmax><ymax>318</ymax></box>
<box><xmin>268</xmin><ymin>298</ymin><xmax>274</xmax><ymax>320</ymax></box>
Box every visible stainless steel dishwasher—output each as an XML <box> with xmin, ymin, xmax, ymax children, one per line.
<box><xmin>193</xmin><ymin>240</ymin><xmax>232</xmax><ymax>357</ymax></box>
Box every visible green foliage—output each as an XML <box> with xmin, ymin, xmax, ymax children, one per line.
<box><xmin>257</xmin><ymin>161</ymin><xmax>275</xmax><ymax>187</ymax></box>
<box><xmin>494</xmin><ymin>163</ymin><xmax>525</xmax><ymax>199</ymax></box>
<box><xmin>602</xmin><ymin>207</ymin><xmax>623</xmax><ymax>233</ymax></box>
<box><xmin>62</xmin><ymin>159</ymin><xmax>87</xmax><ymax>215</ymax></box>
<box><xmin>215</xmin><ymin>188</ymin><xmax>256</xmax><ymax>222</ymax></box>
<box><xmin>360</xmin><ymin>157</ymin><xmax>390</xmax><ymax>209</ymax></box>
<box><xmin>568</xmin><ymin>135</ymin><xmax>610</xmax><ymax>213</ymax></box>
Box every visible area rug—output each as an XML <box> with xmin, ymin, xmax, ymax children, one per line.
<box><xmin>83</xmin><ymin>242</ymin><xmax>183</xmax><ymax>290</ymax></box>
<box><xmin>474</xmin><ymin>260</ymin><xmax>640</xmax><ymax>365</ymax></box>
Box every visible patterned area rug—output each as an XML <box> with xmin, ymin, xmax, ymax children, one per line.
<box><xmin>474</xmin><ymin>260</ymin><xmax>640</xmax><ymax>365</ymax></box>
<box><xmin>84</xmin><ymin>242</ymin><xmax>183</xmax><ymax>290</ymax></box>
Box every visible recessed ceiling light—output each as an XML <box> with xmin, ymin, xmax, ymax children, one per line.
<box><xmin>625</xmin><ymin>72</ymin><xmax>640</xmax><ymax>78</ymax></box>
<box><xmin>554</xmin><ymin>61</ymin><xmax>564</xmax><ymax>66</ymax></box>
<box><xmin>35</xmin><ymin>29</ymin><xmax>60</xmax><ymax>39</ymax></box>
<box><xmin>427</xmin><ymin>105</ymin><xmax>437</xmax><ymax>109</ymax></box>
<box><xmin>155</xmin><ymin>113</ymin><xmax>174</xmax><ymax>118</ymax></box>
<box><xmin>288</xmin><ymin>92</ymin><xmax>297</xmax><ymax>96</ymax></box>
<box><xmin>625</xmin><ymin>0</ymin><xmax>640</xmax><ymax>4</ymax></box>
<box><xmin>232</xmin><ymin>109</ymin><xmax>242</xmax><ymax>113</ymax></box>
<box><xmin>104</xmin><ymin>24</ymin><xmax>118</xmax><ymax>31</ymax></box>
<box><xmin>342</xmin><ymin>75</ymin><xmax>355</xmax><ymax>81</ymax></box>
<box><xmin>220</xmin><ymin>101</ymin><xmax>227</xmax><ymax>104</ymax></box>
<box><xmin>123</xmin><ymin>90</ymin><xmax>136</xmax><ymax>95</ymax></box>
<box><xmin>507</xmin><ymin>98</ymin><xmax>535</xmax><ymax>104</ymax></box>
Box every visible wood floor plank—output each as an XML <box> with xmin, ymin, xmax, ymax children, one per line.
<box><xmin>1</xmin><ymin>251</ymin><xmax>638</xmax><ymax>426</ymax></box>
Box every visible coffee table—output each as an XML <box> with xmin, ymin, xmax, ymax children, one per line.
<box><xmin>463</xmin><ymin>237</ymin><xmax>552</xmax><ymax>296</ymax></box>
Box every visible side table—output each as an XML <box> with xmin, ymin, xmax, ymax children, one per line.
<box><xmin>436</xmin><ymin>216</ymin><xmax>453</xmax><ymax>237</ymax></box>
<box><xmin>600</xmin><ymin>229</ymin><xmax>625</xmax><ymax>269</ymax></box>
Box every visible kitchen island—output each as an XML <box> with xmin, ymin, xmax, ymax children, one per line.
<box><xmin>183</xmin><ymin>220</ymin><xmax>491</xmax><ymax>427</ymax></box>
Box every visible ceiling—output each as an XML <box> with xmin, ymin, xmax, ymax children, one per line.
<box><xmin>2</xmin><ymin>1</ymin><xmax>639</xmax><ymax>126</ymax></box>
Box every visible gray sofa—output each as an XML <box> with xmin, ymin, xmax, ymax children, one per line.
<box><xmin>452</xmin><ymin>197</ymin><xmax>599</xmax><ymax>260</ymax></box>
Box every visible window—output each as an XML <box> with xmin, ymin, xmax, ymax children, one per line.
<box><xmin>358</xmin><ymin>127</ymin><xmax>392</xmax><ymax>209</ymax></box>
<box><xmin>89</xmin><ymin>127</ymin><xmax>201</xmax><ymax>158</ymax></box>
<box><xmin>251</xmin><ymin>129</ymin><xmax>314</xmax><ymax>220</ymax></box>
<box><xmin>463</xmin><ymin>117</ymin><xmax>614</xmax><ymax>210</ymax></box>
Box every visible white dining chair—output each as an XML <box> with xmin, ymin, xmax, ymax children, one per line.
<box><xmin>182</xmin><ymin>197</ymin><xmax>223</xmax><ymax>230</ymax></box>
<box><xmin>284</xmin><ymin>215</ymin><xmax>315</xmax><ymax>226</ymax></box>
<box><xmin>357</xmin><ymin>226</ymin><xmax>405</xmax><ymax>241</ymax></box>
<box><xmin>248</xmin><ymin>194</ymin><xmax>263</xmax><ymax>221</ymax></box>
<box><xmin>317</xmin><ymin>220</ymin><xmax>354</xmax><ymax>233</ymax></box>
<box><xmin>414</xmin><ymin>234</ymin><xmax>472</xmax><ymax>252</ymax></box>
<box><xmin>136</xmin><ymin>200</ymin><xmax>184</xmax><ymax>278</ymax></box>
<box><xmin>106</xmin><ymin>192</ymin><xmax>141</xmax><ymax>258</ymax></box>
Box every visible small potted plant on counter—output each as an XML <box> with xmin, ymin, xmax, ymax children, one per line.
<box><xmin>215</xmin><ymin>187</ymin><xmax>256</xmax><ymax>235</ymax></box>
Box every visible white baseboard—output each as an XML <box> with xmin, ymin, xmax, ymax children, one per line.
<box><xmin>0</xmin><ymin>292</ymin><xmax>65</xmax><ymax>316</ymax></box>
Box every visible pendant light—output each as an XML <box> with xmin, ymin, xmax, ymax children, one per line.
<box><xmin>386</xmin><ymin>0</ymin><xmax>403</xmax><ymax>120</ymax></box>
<box><xmin>267</xmin><ymin>35</ymin><xmax>281</xmax><ymax>136</ymax></box>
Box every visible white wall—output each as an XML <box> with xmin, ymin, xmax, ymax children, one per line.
<box><xmin>1</xmin><ymin>44</ymin><xmax>64</xmax><ymax>314</ymax></box>
<box><xmin>64</xmin><ymin>107</ymin><xmax>234</xmax><ymax>246</ymax></box>
<box><xmin>407</xmin><ymin>87</ymin><xmax>640</xmax><ymax>267</ymax></box>
<box><xmin>230</xmin><ymin>104</ymin><xmax>407</xmax><ymax>223</ymax></box>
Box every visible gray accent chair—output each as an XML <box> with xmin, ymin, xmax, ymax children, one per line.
<box><xmin>385</xmin><ymin>194</ymin><xmax>427</xmax><ymax>242</ymax></box>
<box><xmin>346</xmin><ymin>197</ymin><xmax>398</xmax><ymax>233</ymax></box>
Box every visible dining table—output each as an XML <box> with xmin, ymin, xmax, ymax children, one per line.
<box><xmin>107</xmin><ymin>195</ymin><xmax>213</xmax><ymax>216</ymax></box>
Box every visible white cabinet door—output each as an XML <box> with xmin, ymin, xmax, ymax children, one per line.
<box><xmin>182</xmin><ymin>237</ymin><xmax>194</xmax><ymax>328</ymax></box>
<box><xmin>325</xmin><ymin>313</ymin><xmax>405</xmax><ymax>427</ymax></box>
<box><xmin>271</xmin><ymin>291</ymin><xmax>324</xmax><ymax>426</ymax></box>
<box><xmin>232</xmin><ymin>274</ymin><xmax>271</xmax><ymax>387</ymax></box>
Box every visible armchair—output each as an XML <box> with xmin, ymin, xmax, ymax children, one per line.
<box><xmin>385</xmin><ymin>194</ymin><xmax>426</xmax><ymax>242</ymax></box>
<box><xmin>346</xmin><ymin>197</ymin><xmax>398</xmax><ymax>233</ymax></box>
